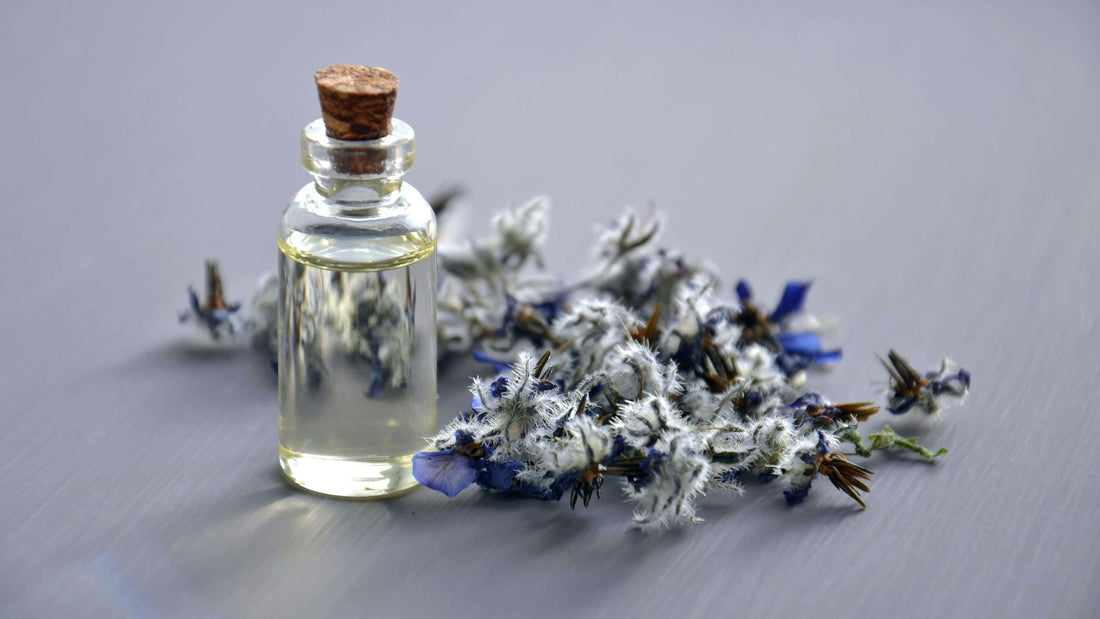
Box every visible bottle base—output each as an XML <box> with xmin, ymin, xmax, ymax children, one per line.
<box><xmin>279</xmin><ymin>444</ymin><xmax>420</xmax><ymax>499</ymax></box>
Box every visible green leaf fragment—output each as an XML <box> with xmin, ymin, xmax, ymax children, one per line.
<box><xmin>868</xmin><ymin>426</ymin><xmax>948</xmax><ymax>459</ymax></box>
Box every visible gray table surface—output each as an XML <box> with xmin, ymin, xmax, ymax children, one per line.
<box><xmin>2</xmin><ymin>1</ymin><xmax>1098</xmax><ymax>617</ymax></box>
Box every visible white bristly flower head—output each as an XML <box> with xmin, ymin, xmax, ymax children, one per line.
<box><xmin>613</xmin><ymin>394</ymin><xmax>692</xmax><ymax>451</ymax></box>
<box><xmin>519</xmin><ymin>413</ymin><xmax>613</xmax><ymax>489</ymax></box>
<box><xmin>468</xmin><ymin>352</ymin><xmax>574</xmax><ymax>448</ymax></box>
<box><xmin>491</xmin><ymin>196</ymin><xmax>549</xmax><ymax>269</ymax></box>
<box><xmin>627</xmin><ymin>431</ymin><xmax>711</xmax><ymax>528</ymax></box>
<box><xmin>552</xmin><ymin>299</ymin><xmax>640</xmax><ymax>385</ymax></box>
<box><xmin>598</xmin><ymin>340</ymin><xmax>680</xmax><ymax>401</ymax></box>
<box><xmin>735</xmin><ymin>343</ymin><xmax>786</xmax><ymax>387</ymax></box>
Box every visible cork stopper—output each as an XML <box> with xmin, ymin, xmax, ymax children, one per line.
<box><xmin>315</xmin><ymin>65</ymin><xmax>398</xmax><ymax>141</ymax></box>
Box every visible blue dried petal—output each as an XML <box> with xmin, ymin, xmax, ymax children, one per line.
<box><xmin>476</xmin><ymin>459</ymin><xmax>521</xmax><ymax>492</ymax></box>
<box><xmin>735</xmin><ymin>279</ymin><xmax>753</xmax><ymax>303</ymax></box>
<box><xmin>603</xmin><ymin>436</ymin><xmax>627</xmax><ymax>465</ymax></box>
<box><xmin>412</xmin><ymin>450</ymin><xmax>478</xmax><ymax>498</ymax></box>
<box><xmin>777</xmin><ymin>332</ymin><xmax>841</xmax><ymax>373</ymax></box>
<box><xmin>670</xmin><ymin>334</ymin><xmax>704</xmax><ymax>369</ymax></box>
<box><xmin>770</xmin><ymin>281</ymin><xmax>811</xmax><ymax>323</ymax></box>
<box><xmin>931</xmin><ymin>369</ymin><xmax>972</xmax><ymax>396</ymax></box>
<box><xmin>490</xmin><ymin>377</ymin><xmax>509</xmax><ymax>398</ymax></box>
<box><xmin>784</xmin><ymin>481</ymin><xmax>813</xmax><ymax>506</ymax></box>
<box><xmin>777</xmin><ymin>331</ymin><xmax>823</xmax><ymax>356</ymax></box>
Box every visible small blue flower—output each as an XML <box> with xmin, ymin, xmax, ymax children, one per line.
<box><xmin>881</xmin><ymin>350</ymin><xmax>972</xmax><ymax>414</ymax></box>
<box><xmin>179</xmin><ymin>262</ymin><xmax>242</xmax><ymax>340</ymax></box>
<box><xmin>734</xmin><ymin>279</ymin><xmax>834</xmax><ymax>373</ymax></box>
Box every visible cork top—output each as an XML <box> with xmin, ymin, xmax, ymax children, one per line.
<box><xmin>314</xmin><ymin>65</ymin><xmax>398</xmax><ymax>141</ymax></box>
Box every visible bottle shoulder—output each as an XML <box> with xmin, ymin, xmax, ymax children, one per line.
<box><xmin>279</xmin><ymin>183</ymin><xmax>436</xmax><ymax>272</ymax></box>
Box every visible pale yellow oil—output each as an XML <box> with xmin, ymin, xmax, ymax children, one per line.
<box><xmin>277</xmin><ymin>231</ymin><xmax>437</xmax><ymax>498</ymax></box>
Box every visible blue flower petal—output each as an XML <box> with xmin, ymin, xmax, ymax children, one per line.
<box><xmin>476</xmin><ymin>459</ymin><xmax>521</xmax><ymax>492</ymax></box>
<box><xmin>777</xmin><ymin>331</ymin><xmax>823</xmax><ymax>356</ymax></box>
<box><xmin>784</xmin><ymin>481</ymin><xmax>813</xmax><ymax>506</ymax></box>
<box><xmin>735</xmin><ymin>279</ymin><xmax>753</xmax><ymax>303</ymax></box>
<box><xmin>412</xmin><ymin>450</ymin><xmax>477</xmax><ymax>498</ymax></box>
<box><xmin>770</xmin><ymin>281</ymin><xmax>811</xmax><ymax>323</ymax></box>
<box><xmin>813</xmin><ymin>349</ymin><xmax>842</xmax><ymax>364</ymax></box>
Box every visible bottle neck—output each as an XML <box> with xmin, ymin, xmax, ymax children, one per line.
<box><xmin>313</xmin><ymin>176</ymin><xmax>404</xmax><ymax>204</ymax></box>
<box><xmin>300</xmin><ymin>118</ymin><xmax>415</xmax><ymax>205</ymax></box>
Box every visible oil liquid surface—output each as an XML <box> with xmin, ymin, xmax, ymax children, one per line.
<box><xmin>278</xmin><ymin>241</ymin><xmax>437</xmax><ymax>498</ymax></box>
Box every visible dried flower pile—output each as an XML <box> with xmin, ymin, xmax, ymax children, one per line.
<box><xmin>181</xmin><ymin>197</ymin><xmax>971</xmax><ymax>527</ymax></box>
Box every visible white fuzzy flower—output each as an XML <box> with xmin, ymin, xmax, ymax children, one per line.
<box><xmin>552</xmin><ymin>299</ymin><xmax>640</xmax><ymax>384</ymax></box>
<box><xmin>882</xmin><ymin>351</ymin><xmax>972</xmax><ymax>417</ymax></box>
<box><xmin>598</xmin><ymin>340</ymin><xmax>680</xmax><ymax>401</ymax></box>
<box><xmin>613</xmin><ymin>394</ymin><xmax>693</xmax><ymax>451</ymax></box>
<box><xmin>735</xmin><ymin>343</ymin><xmax>785</xmax><ymax>386</ymax></box>
<box><xmin>627</xmin><ymin>431</ymin><xmax>711</xmax><ymax>528</ymax></box>
<box><xmin>471</xmin><ymin>352</ymin><xmax>571</xmax><ymax>445</ymax></box>
<box><xmin>491</xmin><ymin>196</ymin><xmax>549</xmax><ymax>268</ymax></box>
<box><xmin>517</xmin><ymin>414</ymin><xmax>614</xmax><ymax>493</ymax></box>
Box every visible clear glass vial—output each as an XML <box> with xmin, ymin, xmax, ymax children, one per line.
<box><xmin>278</xmin><ymin>117</ymin><xmax>437</xmax><ymax>498</ymax></box>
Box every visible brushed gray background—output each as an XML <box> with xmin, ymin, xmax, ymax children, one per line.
<box><xmin>2</xmin><ymin>1</ymin><xmax>1098</xmax><ymax>617</ymax></box>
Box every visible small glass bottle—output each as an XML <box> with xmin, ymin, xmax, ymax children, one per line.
<box><xmin>278</xmin><ymin>66</ymin><xmax>437</xmax><ymax>498</ymax></box>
